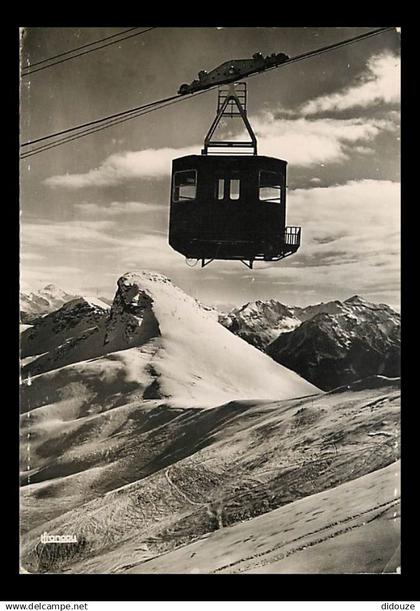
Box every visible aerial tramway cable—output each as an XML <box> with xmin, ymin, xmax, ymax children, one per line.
<box><xmin>22</xmin><ymin>27</ymin><xmax>142</xmax><ymax>69</ymax></box>
<box><xmin>20</xmin><ymin>93</ymin><xmax>182</xmax><ymax>149</ymax></box>
<box><xmin>20</xmin><ymin>92</ymin><xmax>210</xmax><ymax>159</ymax></box>
<box><xmin>21</xmin><ymin>27</ymin><xmax>156</xmax><ymax>76</ymax></box>
<box><xmin>20</xmin><ymin>26</ymin><xmax>396</xmax><ymax>159</ymax></box>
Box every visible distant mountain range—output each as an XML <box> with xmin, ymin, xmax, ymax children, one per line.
<box><xmin>20</xmin><ymin>284</ymin><xmax>112</xmax><ymax>324</ymax></box>
<box><xmin>20</xmin><ymin>284</ymin><xmax>81</xmax><ymax>324</ymax></box>
<box><xmin>21</xmin><ymin>285</ymin><xmax>401</xmax><ymax>392</ymax></box>
<box><xmin>220</xmin><ymin>295</ymin><xmax>400</xmax><ymax>391</ymax></box>
<box><xmin>20</xmin><ymin>273</ymin><xmax>318</xmax><ymax>406</ymax></box>
<box><xmin>219</xmin><ymin>300</ymin><xmax>301</xmax><ymax>350</ymax></box>
<box><xmin>20</xmin><ymin>296</ymin><xmax>111</xmax><ymax>373</ymax></box>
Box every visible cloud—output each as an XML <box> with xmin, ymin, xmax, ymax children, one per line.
<box><xmin>20</xmin><ymin>252</ymin><xmax>45</xmax><ymax>262</ymax></box>
<box><xmin>300</xmin><ymin>52</ymin><xmax>400</xmax><ymax>115</ymax></box>
<box><xmin>44</xmin><ymin>146</ymin><xmax>199</xmax><ymax>189</ymax></box>
<box><xmin>20</xmin><ymin>215</ymin><xmax>185</xmax><ymax>293</ymax></box>
<box><xmin>237</xmin><ymin>178</ymin><xmax>400</xmax><ymax>306</ymax></box>
<box><xmin>21</xmin><ymin>219</ymin><xmax>117</xmax><ymax>249</ymax></box>
<box><xmin>288</xmin><ymin>178</ymin><xmax>399</xmax><ymax>230</ymax></box>
<box><xmin>44</xmin><ymin>113</ymin><xmax>397</xmax><ymax>191</ymax></box>
<box><xmin>352</xmin><ymin>146</ymin><xmax>375</xmax><ymax>155</ymax></box>
<box><xmin>20</xmin><ymin>265</ymin><xmax>85</xmax><ymax>292</ymax></box>
<box><xmin>43</xmin><ymin>52</ymin><xmax>400</xmax><ymax>190</ymax></box>
<box><xmin>251</xmin><ymin>114</ymin><xmax>397</xmax><ymax>167</ymax></box>
<box><xmin>74</xmin><ymin>201</ymin><xmax>164</xmax><ymax>216</ymax></box>
<box><xmin>42</xmin><ymin>51</ymin><xmax>399</xmax><ymax>194</ymax></box>
<box><xmin>21</xmin><ymin>179</ymin><xmax>400</xmax><ymax>309</ymax></box>
<box><xmin>287</xmin><ymin>178</ymin><xmax>399</xmax><ymax>257</ymax></box>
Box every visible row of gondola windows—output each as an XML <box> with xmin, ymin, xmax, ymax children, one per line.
<box><xmin>216</xmin><ymin>178</ymin><xmax>240</xmax><ymax>200</ymax></box>
<box><xmin>173</xmin><ymin>170</ymin><xmax>282</xmax><ymax>203</ymax></box>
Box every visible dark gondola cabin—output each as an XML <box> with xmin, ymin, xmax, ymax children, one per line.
<box><xmin>169</xmin><ymin>80</ymin><xmax>301</xmax><ymax>268</ymax></box>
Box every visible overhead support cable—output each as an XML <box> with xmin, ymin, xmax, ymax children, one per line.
<box><xmin>20</xmin><ymin>27</ymin><xmax>396</xmax><ymax>159</ymax></box>
<box><xmin>21</xmin><ymin>27</ymin><xmax>156</xmax><ymax>76</ymax></box>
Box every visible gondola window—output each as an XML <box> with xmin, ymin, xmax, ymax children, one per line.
<box><xmin>259</xmin><ymin>171</ymin><xmax>282</xmax><ymax>203</ymax></box>
<box><xmin>216</xmin><ymin>178</ymin><xmax>225</xmax><ymax>200</ymax></box>
<box><xmin>173</xmin><ymin>170</ymin><xmax>197</xmax><ymax>202</ymax></box>
<box><xmin>229</xmin><ymin>178</ymin><xmax>240</xmax><ymax>200</ymax></box>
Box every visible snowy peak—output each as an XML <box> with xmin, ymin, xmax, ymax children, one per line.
<box><xmin>60</xmin><ymin>295</ymin><xmax>110</xmax><ymax>312</ymax></box>
<box><xmin>266</xmin><ymin>297</ymin><xmax>400</xmax><ymax>391</ymax></box>
<box><xmin>292</xmin><ymin>299</ymin><xmax>348</xmax><ymax>322</ymax></box>
<box><xmin>219</xmin><ymin>299</ymin><xmax>300</xmax><ymax>350</ymax></box>
<box><xmin>21</xmin><ymin>296</ymin><xmax>110</xmax><ymax>360</ymax></box>
<box><xmin>304</xmin><ymin>296</ymin><xmax>400</xmax><ymax>326</ymax></box>
<box><xmin>218</xmin><ymin>296</ymin><xmax>355</xmax><ymax>350</ymax></box>
<box><xmin>344</xmin><ymin>294</ymin><xmax>366</xmax><ymax>303</ymax></box>
<box><xmin>22</xmin><ymin>270</ymin><xmax>320</xmax><ymax>408</ymax></box>
<box><xmin>20</xmin><ymin>284</ymin><xmax>80</xmax><ymax>323</ymax></box>
<box><xmin>109</xmin><ymin>271</ymin><xmax>223</xmax><ymax>342</ymax></box>
<box><xmin>221</xmin><ymin>295</ymin><xmax>400</xmax><ymax>391</ymax></box>
<box><xmin>221</xmin><ymin>295</ymin><xmax>400</xmax><ymax>352</ymax></box>
<box><xmin>103</xmin><ymin>273</ymin><xmax>162</xmax><ymax>350</ymax></box>
<box><xmin>36</xmin><ymin>284</ymin><xmax>71</xmax><ymax>300</ymax></box>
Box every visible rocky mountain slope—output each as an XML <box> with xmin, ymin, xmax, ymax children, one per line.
<box><xmin>124</xmin><ymin>459</ymin><xmax>400</xmax><ymax>574</ymax></box>
<box><xmin>220</xmin><ymin>296</ymin><xmax>400</xmax><ymax>391</ymax></box>
<box><xmin>19</xmin><ymin>272</ymin><xmax>400</xmax><ymax>574</ymax></box>
<box><xmin>20</xmin><ymin>284</ymin><xmax>81</xmax><ymax>323</ymax></box>
<box><xmin>219</xmin><ymin>300</ymin><xmax>301</xmax><ymax>350</ymax></box>
<box><xmin>21</xmin><ymin>272</ymin><xmax>318</xmax><ymax>407</ymax></box>
<box><xmin>21</xmin><ymin>297</ymin><xmax>110</xmax><ymax>363</ymax></box>
<box><xmin>266</xmin><ymin>296</ymin><xmax>400</xmax><ymax>390</ymax></box>
<box><xmin>20</xmin><ymin>375</ymin><xmax>400</xmax><ymax>574</ymax></box>
<box><xmin>218</xmin><ymin>296</ymin><xmax>374</xmax><ymax>351</ymax></box>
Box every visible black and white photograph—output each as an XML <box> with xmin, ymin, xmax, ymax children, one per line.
<box><xmin>19</xmin><ymin>26</ymin><xmax>401</xmax><ymax>575</ymax></box>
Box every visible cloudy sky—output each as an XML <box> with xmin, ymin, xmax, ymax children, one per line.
<box><xmin>20</xmin><ymin>27</ymin><xmax>401</xmax><ymax>309</ymax></box>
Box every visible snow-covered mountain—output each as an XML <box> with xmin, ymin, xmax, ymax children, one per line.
<box><xmin>21</xmin><ymin>271</ymin><xmax>319</xmax><ymax>410</ymax></box>
<box><xmin>19</xmin><ymin>273</ymin><xmax>400</xmax><ymax>575</ymax></box>
<box><xmin>21</xmin><ymin>374</ymin><xmax>400</xmax><ymax>574</ymax></box>
<box><xmin>294</xmin><ymin>298</ymin><xmax>356</xmax><ymax>321</ymax></box>
<box><xmin>266</xmin><ymin>296</ymin><xmax>401</xmax><ymax>391</ymax></box>
<box><xmin>20</xmin><ymin>284</ymin><xmax>81</xmax><ymax>323</ymax></box>
<box><xmin>219</xmin><ymin>300</ymin><xmax>301</xmax><ymax>350</ymax></box>
<box><xmin>219</xmin><ymin>295</ymin><xmax>400</xmax><ymax>391</ymax></box>
<box><xmin>20</xmin><ymin>296</ymin><xmax>110</xmax><ymax>366</ymax></box>
<box><xmin>219</xmin><ymin>295</ymin><xmax>393</xmax><ymax>350</ymax></box>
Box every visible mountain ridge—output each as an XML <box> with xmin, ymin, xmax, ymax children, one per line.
<box><xmin>266</xmin><ymin>300</ymin><xmax>400</xmax><ymax>390</ymax></box>
<box><xmin>20</xmin><ymin>284</ymin><xmax>82</xmax><ymax>323</ymax></box>
<box><xmin>219</xmin><ymin>295</ymin><xmax>400</xmax><ymax>391</ymax></box>
<box><xmin>21</xmin><ymin>271</ymin><xmax>320</xmax><ymax>409</ymax></box>
<box><xmin>19</xmin><ymin>272</ymin><xmax>400</xmax><ymax>574</ymax></box>
<box><xmin>20</xmin><ymin>376</ymin><xmax>400</xmax><ymax>574</ymax></box>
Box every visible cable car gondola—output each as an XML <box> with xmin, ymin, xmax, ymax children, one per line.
<box><xmin>169</xmin><ymin>62</ymin><xmax>301</xmax><ymax>269</ymax></box>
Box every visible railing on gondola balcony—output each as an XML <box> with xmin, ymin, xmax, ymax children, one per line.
<box><xmin>285</xmin><ymin>226</ymin><xmax>301</xmax><ymax>248</ymax></box>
